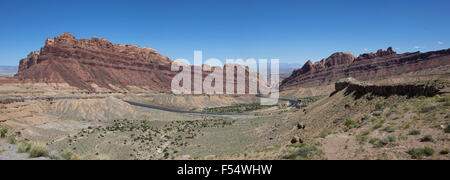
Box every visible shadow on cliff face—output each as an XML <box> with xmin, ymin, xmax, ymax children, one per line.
<box><xmin>331</xmin><ymin>79</ymin><xmax>446</xmax><ymax>100</ymax></box>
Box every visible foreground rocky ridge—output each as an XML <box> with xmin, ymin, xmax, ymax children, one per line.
<box><xmin>281</xmin><ymin>47</ymin><xmax>450</xmax><ymax>90</ymax></box>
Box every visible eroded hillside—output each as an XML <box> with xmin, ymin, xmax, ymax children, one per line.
<box><xmin>207</xmin><ymin>79</ymin><xmax>449</xmax><ymax>160</ymax></box>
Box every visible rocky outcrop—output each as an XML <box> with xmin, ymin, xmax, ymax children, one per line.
<box><xmin>18</xmin><ymin>51</ymin><xmax>40</xmax><ymax>73</ymax></box>
<box><xmin>16</xmin><ymin>32</ymin><xmax>175</xmax><ymax>92</ymax></box>
<box><xmin>15</xmin><ymin>33</ymin><xmax>261</xmax><ymax>93</ymax></box>
<box><xmin>335</xmin><ymin>78</ymin><xmax>441</xmax><ymax>97</ymax></box>
<box><xmin>281</xmin><ymin>47</ymin><xmax>450</xmax><ymax>90</ymax></box>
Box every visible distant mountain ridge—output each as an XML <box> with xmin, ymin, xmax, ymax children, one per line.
<box><xmin>0</xmin><ymin>66</ymin><xmax>18</xmax><ymax>75</ymax></box>
<box><xmin>280</xmin><ymin>47</ymin><xmax>450</xmax><ymax>90</ymax></box>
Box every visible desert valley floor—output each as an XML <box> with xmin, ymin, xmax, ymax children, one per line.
<box><xmin>1</xmin><ymin>72</ymin><xmax>449</xmax><ymax>160</ymax></box>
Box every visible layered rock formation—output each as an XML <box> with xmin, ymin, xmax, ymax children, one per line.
<box><xmin>281</xmin><ymin>47</ymin><xmax>450</xmax><ymax>90</ymax></box>
<box><xmin>16</xmin><ymin>33</ymin><xmax>175</xmax><ymax>92</ymax></box>
<box><xmin>15</xmin><ymin>33</ymin><xmax>261</xmax><ymax>93</ymax></box>
<box><xmin>335</xmin><ymin>78</ymin><xmax>441</xmax><ymax>97</ymax></box>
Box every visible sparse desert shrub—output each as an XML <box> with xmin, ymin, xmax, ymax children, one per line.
<box><xmin>362</xmin><ymin>114</ymin><xmax>371</xmax><ymax>121</ymax></box>
<box><xmin>409</xmin><ymin>130</ymin><xmax>421</xmax><ymax>136</ymax></box>
<box><xmin>445</xmin><ymin>125</ymin><xmax>450</xmax><ymax>133</ymax></box>
<box><xmin>28</xmin><ymin>142</ymin><xmax>48</xmax><ymax>158</ymax></box>
<box><xmin>369</xmin><ymin>138</ymin><xmax>387</xmax><ymax>148</ymax></box>
<box><xmin>319</xmin><ymin>130</ymin><xmax>333</xmax><ymax>138</ymax></box>
<box><xmin>373</xmin><ymin>122</ymin><xmax>383</xmax><ymax>129</ymax></box>
<box><xmin>407</xmin><ymin>147</ymin><xmax>429</xmax><ymax>159</ymax></box>
<box><xmin>345</xmin><ymin>119</ymin><xmax>356</xmax><ymax>129</ymax></box>
<box><xmin>372</xmin><ymin>111</ymin><xmax>382</xmax><ymax>117</ymax></box>
<box><xmin>369</xmin><ymin>135</ymin><xmax>395</xmax><ymax>148</ymax></box>
<box><xmin>357</xmin><ymin>130</ymin><xmax>370</xmax><ymax>144</ymax></box>
<box><xmin>403</xmin><ymin>106</ymin><xmax>410</xmax><ymax>112</ymax></box>
<box><xmin>420</xmin><ymin>135</ymin><xmax>434</xmax><ymax>142</ymax></box>
<box><xmin>384</xmin><ymin>135</ymin><xmax>396</xmax><ymax>143</ymax></box>
<box><xmin>17</xmin><ymin>141</ymin><xmax>31</xmax><ymax>153</ymax></box>
<box><xmin>398</xmin><ymin>134</ymin><xmax>408</xmax><ymax>141</ymax></box>
<box><xmin>375</xmin><ymin>102</ymin><xmax>386</xmax><ymax>111</ymax></box>
<box><xmin>382</xmin><ymin>125</ymin><xmax>395</xmax><ymax>133</ymax></box>
<box><xmin>357</xmin><ymin>135</ymin><xmax>368</xmax><ymax>144</ymax></box>
<box><xmin>423</xmin><ymin>146</ymin><xmax>435</xmax><ymax>156</ymax></box>
<box><xmin>0</xmin><ymin>126</ymin><xmax>8</xmax><ymax>138</ymax></box>
<box><xmin>440</xmin><ymin>149</ymin><xmax>449</xmax><ymax>155</ymax></box>
<box><xmin>386</xmin><ymin>110</ymin><xmax>395</xmax><ymax>117</ymax></box>
<box><xmin>61</xmin><ymin>152</ymin><xmax>83</xmax><ymax>160</ymax></box>
<box><xmin>407</xmin><ymin>146</ymin><xmax>434</xmax><ymax>159</ymax></box>
<box><xmin>420</xmin><ymin>105</ymin><xmax>436</xmax><ymax>113</ymax></box>
<box><xmin>282</xmin><ymin>144</ymin><xmax>318</xmax><ymax>160</ymax></box>
<box><xmin>437</xmin><ymin>96</ymin><xmax>450</xmax><ymax>103</ymax></box>
<box><xmin>8</xmin><ymin>135</ymin><xmax>16</xmax><ymax>144</ymax></box>
<box><xmin>444</xmin><ymin>102</ymin><xmax>450</xmax><ymax>107</ymax></box>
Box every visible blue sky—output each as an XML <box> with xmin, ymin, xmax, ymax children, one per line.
<box><xmin>0</xmin><ymin>0</ymin><xmax>449</xmax><ymax>66</ymax></box>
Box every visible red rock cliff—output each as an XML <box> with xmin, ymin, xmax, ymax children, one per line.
<box><xmin>280</xmin><ymin>47</ymin><xmax>450</xmax><ymax>90</ymax></box>
<box><xmin>16</xmin><ymin>32</ymin><xmax>176</xmax><ymax>92</ymax></box>
<box><xmin>16</xmin><ymin>33</ymin><xmax>262</xmax><ymax>93</ymax></box>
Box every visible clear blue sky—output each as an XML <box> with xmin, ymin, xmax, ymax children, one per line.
<box><xmin>0</xmin><ymin>0</ymin><xmax>449</xmax><ymax>66</ymax></box>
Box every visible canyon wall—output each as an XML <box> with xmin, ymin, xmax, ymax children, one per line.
<box><xmin>15</xmin><ymin>33</ymin><xmax>261</xmax><ymax>93</ymax></box>
<box><xmin>281</xmin><ymin>47</ymin><xmax>450</xmax><ymax>90</ymax></box>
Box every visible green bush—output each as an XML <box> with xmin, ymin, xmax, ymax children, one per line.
<box><xmin>423</xmin><ymin>146</ymin><xmax>435</xmax><ymax>156</ymax></box>
<box><xmin>362</xmin><ymin>114</ymin><xmax>371</xmax><ymax>121</ymax></box>
<box><xmin>420</xmin><ymin>135</ymin><xmax>434</xmax><ymax>142</ymax></box>
<box><xmin>357</xmin><ymin>130</ymin><xmax>371</xmax><ymax>144</ymax></box>
<box><xmin>17</xmin><ymin>141</ymin><xmax>31</xmax><ymax>153</ymax></box>
<box><xmin>382</xmin><ymin>125</ymin><xmax>395</xmax><ymax>133</ymax></box>
<box><xmin>319</xmin><ymin>130</ymin><xmax>333</xmax><ymax>138</ymax></box>
<box><xmin>375</xmin><ymin>103</ymin><xmax>386</xmax><ymax>111</ymax></box>
<box><xmin>8</xmin><ymin>136</ymin><xmax>16</xmax><ymax>144</ymax></box>
<box><xmin>444</xmin><ymin>102</ymin><xmax>450</xmax><ymax>107</ymax></box>
<box><xmin>369</xmin><ymin>135</ymin><xmax>395</xmax><ymax>148</ymax></box>
<box><xmin>369</xmin><ymin>138</ymin><xmax>384</xmax><ymax>148</ymax></box>
<box><xmin>0</xmin><ymin>126</ymin><xmax>8</xmax><ymax>138</ymax></box>
<box><xmin>437</xmin><ymin>95</ymin><xmax>450</xmax><ymax>103</ymax></box>
<box><xmin>407</xmin><ymin>148</ymin><xmax>423</xmax><ymax>159</ymax></box>
<box><xmin>282</xmin><ymin>144</ymin><xmax>318</xmax><ymax>160</ymax></box>
<box><xmin>345</xmin><ymin>119</ymin><xmax>356</xmax><ymax>129</ymax></box>
<box><xmin>28</xmin><ymin>142</ymin><xmax>48</xmax><ymax>158</ymax></box>
<box><xmin>373</xmin><ymin>122</ymin><xmax>383</xmax><ymax>129</ymax></box>
<box><xmin>385</xmin><ymin>135</ymin><xmax>396</xmax><ymax>143</ymax></box>
<box><xmin>408</xmin><ymin>130</ymin><xmax>421</xmax><ymax>136</ymax></box>
<box><xmin>445</xmin><ymin>125</ymin><xmax>450</xmax><ymax>133</ymax></box>
<box><xmin>408</xmin><ymin>146</ymin><xmax>434</xmax><ymax>159</ymax></box>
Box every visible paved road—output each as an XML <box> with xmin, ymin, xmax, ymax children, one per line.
<box><xmin>124</xmin><ymin>100</ymin><xmax>250</xmax><ymax>115</ymax></box>
<box><xmin>256</xmin><ymin>94</ymin><xmax>299</xmax><ymax>108</ymax></box>
<box><xmin>125</xmin><ymin>94</ymin><xmax>299</xmax><ymax>115</ymax></box>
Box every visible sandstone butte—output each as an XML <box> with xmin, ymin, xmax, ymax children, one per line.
<box><xmin>12</xmin><ymin>32</ymin><xmax>260</xmax><ymax>93</ymax></box>
<box><xmin>280</xmin><ymin>47</ymin><xmax>450</xmax><ymax>90</ymax></box>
